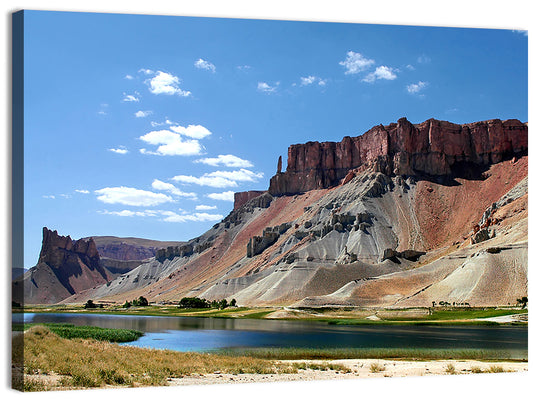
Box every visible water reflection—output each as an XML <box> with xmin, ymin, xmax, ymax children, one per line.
<box><xmin>17</xmin><ymin>312</ymin><xmax>527</xmax><ymax>357</ymax></box>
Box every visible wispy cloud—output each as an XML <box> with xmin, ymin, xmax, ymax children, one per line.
<box><xmin>124</xmin><ymin>74</ymin><xmax>134</xmax><ymax>80</ymax></box>
<box><xmin>146</xmin><ymin>70</ymin><xmax>191</xmax><ymax>97</ymax></box>
<box><xmin>139</xmin><ymin>130</ymin><xmax>204</xmax><ymax>156</ymax></box>
<box><xmin>205</xmin><ymin>169</ymin><xmax>263</xmax><ymax>182</ymax></box>
<box><xmin>257</xmin><ymin>81</ymin><xmax>279</xmax><ymax>93</ymax></box>
<box><xmin>300</xmin><ymin>75</ymin><xmax>327</xmax><ymax>87</ymax></box>
<box><xmin>122</xmin><ymin>93</ymin><xmax>140</xmax><ymax>102</ymax></box>
<box><xmin>196</xmin><ymin>204</ymin><xmax>217</xmax><ymax>211</ymax></box>
<box><xmin>42</xmin><ymin>195</ymin><xmax>56</xmax><ymax>199</ymax></box>
<box><xmin>151</xmin><ymin>179</ymin><xmax>198</xmax><ymax>199</ymax></box>
<box><xmin>171</xmin><ymin>175</ymin><xmax>238</xmax><ymax>188</ymax></box>
<box><xmin>172</xmin><ymin>169</ymin><xmax>262</xmax><ymax>188</ymax></box>
<box><xmin>206</xmin><ymin>191</ymin><xmax>235</xmax><ymax>202</ymax></box>
<box><xmin>135</xmin><ymin>110</ymin><xmax>153</xmax><ymax>118</ymax></box>
<box><xmin>362</xmin><ymin>66</ymin><xmax>398</xmax><ymax>83</ymax></box>
<box><xmin>195</xmin><ymin>154</ymin><xmax>253</xmax><ymax>168</ymax></box>
<box><xmin>406</xmin><ymin>81</ymin><xmax>428</xmax><ymax>95</ymax></box>
<box><xmin>94</xmin><ymin>186</ymin><xmax>173</xmax><ymax>206</ymax></box>
<box><xmin>75</xmin><ymin>189</ymin><xmax>90</xmax><ymax>194</ymax></box>
<box><xmin>417</xmin><ymin>54</ymin><xmax>431</xmax><ymax>64</ymax></box>
<box><xmin>160</xmin><ymin>211</ymin><xmax>223</xmax><ymax>223</ymax></box>
<box><xmin>339</xmin><ymin>51</ymin><xmax>375</xmax><ymax>75</ymax></box>
<box><xmin>109</xmin><ymin>146</ymin><xmax>129</xmax><ymax>155</ymax></box>
<box><xmin>100</xmin><ymin>208</ymin><xmax>222</xmax><ymax>223</ymax></box>
<box><xmin>194</xmin><ymin>58</ymin><xmax>216</xmax><ymax>73</ymax></box>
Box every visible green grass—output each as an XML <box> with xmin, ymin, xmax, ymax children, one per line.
<box><xmin>20</xmin><ymin>323</ymin><xmax>143</xmax><ymax>343</ymax></box>
<box><xmin>216</xmin><ymin>347</ymin><xmax>525</xmax><ymax>361</ymax></box>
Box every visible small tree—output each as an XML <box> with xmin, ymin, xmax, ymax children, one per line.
<box><xmin>517</xmin><ymin>296</ymin><xmax>528</xmax><ymax>309</ymax></box>
<box><xmin>123</xmin><ymin>300</ymin><xmax>132</xmax><ymax>308</ymax></box>
<box><xmin>138</xmin><ymin>296</ymin><xmax>149</xmax><ymax>306</ymax></box>
<box><xmin>230</xmin><ymin>298</ymin><xmax>236</xmax><ymax>307</ymax></box>
<box><xmin>84</xmin><ymin>300</ymin><xmax>97</xmax><ymax>309</ymax></box>
<box><xmin>219</xmin><ymin>299</ymin><xmax>228</xmax><ymax>309</ymax></box>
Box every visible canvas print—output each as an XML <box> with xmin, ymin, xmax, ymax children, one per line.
<box><xmin>11</xmin><ymin>9</ymin><xmax>528</xmax><ymax>392</ymax></box>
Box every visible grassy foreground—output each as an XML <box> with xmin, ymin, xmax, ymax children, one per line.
<box><xmin>14</xmin><ymin>326</ymin><xmax>345</xmax><ymax>391</ymax></box>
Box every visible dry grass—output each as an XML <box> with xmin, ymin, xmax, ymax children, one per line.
<box><xmin>17</xmin><ymin>326</ymin><xmax>296</xmax><ymax>391</ymax></box>
<box><xmin>369</xmin><ymin>362</ymin><xmax>386</xmax><ymax>373</ymax></box>
<box><xmin>445</xmin><ymin>363</ymin><xmax>457</xmax><ymax>374</ymax></box>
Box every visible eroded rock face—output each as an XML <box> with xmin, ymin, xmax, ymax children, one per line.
<box><xmin>269</xmin><ymin>118</ymin><xmax>528</xmax><ymax>195</ymax></box>
<box><xmin>234</xmin><ymin>190</ymin><xmax>267</xmax><ymax>210</ymax></box>
<box><xmin>39</xmin><ymin>227</ymin><xmax>100</xmax><ymax>269</ymax></box>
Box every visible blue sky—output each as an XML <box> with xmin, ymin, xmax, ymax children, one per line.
<box><xmin>22</xmin><ymin>10</ymin><xmax>528</xmax><ymax>268</ymax></box>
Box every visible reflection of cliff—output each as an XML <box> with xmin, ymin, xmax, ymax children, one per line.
<box><xmin>269</xmin><ymin>118</ymin><xmax>528</xmax><ymax>195</ymax></box>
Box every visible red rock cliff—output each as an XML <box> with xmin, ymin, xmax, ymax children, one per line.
<box><xmin>269</xmin><ymin>118</ymin><xmax>527</xmax><ymax>195</ymax></box>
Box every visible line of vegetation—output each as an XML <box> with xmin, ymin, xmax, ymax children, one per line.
<box><xmin>20</xmin><ymin>323</ymin><xmax>143</xmax><ymax>343</ymax></box>
<box><xmin>13</xmin><ymin>326</ymin><xmax>299</xmax><ymax>391</ymax></box>
<box><xmin>215</xmin><ymin>347</ymin><xmax>526</xmax><ymax>361</ymax></box>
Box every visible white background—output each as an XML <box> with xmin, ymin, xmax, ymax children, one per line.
<box><xmin>1</xmin><ymin>1</ymin><xmax>531</xmax><ymax>398</ymax></box>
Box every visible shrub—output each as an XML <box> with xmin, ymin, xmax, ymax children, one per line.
<box><xmin>179</xmin><ymin>297</ymin><xmax>210</xmax><ymax>309</ymax></box>
<box><xmin>369</xmin><ymin>363</ymin><xmax>385</xmax><ymax>373</ymax></box>
<box><xmin>445</xmin><ymin>363</ymin><xmax>457</xmax><ymax>374</ymax></box>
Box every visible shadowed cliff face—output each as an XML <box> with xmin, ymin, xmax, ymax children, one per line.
<box><xmin>269</xmin><ymin>118</ymin><xmax>528</xmax><ymax>195</ymax></box>
<box><xmin>37</xmin><ymin>227</ymin><xmax>107</xmax><ymax>295</ymax></box>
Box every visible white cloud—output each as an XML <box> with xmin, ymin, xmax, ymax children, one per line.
<box><xmin>257</xmin><ymin>81</ymin><xmax>278</xmax><ymax>93</ymax></box>
<box><xmin>135</xmin><ymin>110</ymin><xmax>153</xmax><ymax>118</ymax></box>
<box><xmin>194</xmin><ymin>58</ymin><xmax>216</xmax><ymax>73</ymax></box>
<box><xmin>196</xmin><ymin>204</ymin><xmax>217</xmax><ymax>211</ymax></box>
<box><xmin>124</xmin><ymin>74</ymin><xmax>134</xmax><ymax>80</ymax></box>
<box><xmin>139</xmin><ymin>68</ymin><xmax>154</xmax><ymax>75</ymax></box>
<box><xmin>160</xmin><ymin>211</ymin><xmax>223</xmax><ymax>223</ymax></box>
<box><xmin>300</xmin><ymin>76</ymin><xmax>327</xmax><ymax>87</ymax></box>
<box><xmin>95</xmin><ymin>186</ymin><xmax>173</xmax><ymax>206</ymax></box>
<box><xmin>139</xmin><ymin>130</ymin><xmax>204</xmax><ymax>156</ymax></box>
<box><xmin>339</xmin><ymin>51</ymin><xmax>375</xmax><ymax>75</ymax></box>
<box><xmin>237</xmin><ymin>65</ymin><xmax>252</xmax><ymax>71</ymax></box>
<box><xmin>109</xmin><ymin>147</ymin><xmax>129</xmax><ymax>154</ymax></box>
<box><xmin>195</xmin><ymin>154</ymin><xmax>253</xmax><ymax>168</ymax></box>
<box><xmin>172</xmin><ymin>169</ymin><xmax>262</xmax><ymax>188</ymax></box>
<box><xmin>99</xmin><ymin>209</ymin><xmax>156</xmax><ymax>217</ymax></box>
<box><xmin>146</xmin><ymin>71</ymin><xmax>191</xmax><ymax>97</ymax></box>
<box><xmin>151</xmin><ymin>179</ymin><xmax>197</xmax><ymax>199</ymax></box>
<box><xmin>75</xmin><ymin>189</ymin><xmax>90</xmax><ymax>194</ymax></box>
<box><xmin>59</xmin><ymin>194</ymin><xmax>72</xmax><ymax>199</ymax></box>
<box><xmin>300</xmin><ymin>76</ymin><xmax>316</xmax><ymax>86</ymax></box>
<box><xmin>122</xmin><ymin>93</ymin><xmax>140</xmax><ymax>102</ymax></box>
<box><xmin>406</xmin><ymin>81</ymin><xmax>428</xmax><ymax>94</ymax></box>
<box><xmin>206</xmin><ymin>191</ymin><xmax>235</xmax><ymax>202</ymax></box>
<box><xmin>169</xmin><ymin>124</ymin><xmax>212</xmax><ymax>139</ymax></box>
<box><xmin>406</xmin><ymin>64</ymin><xmax>415</xmax><ymax>71</ymax></box>
<box><xmin>42</xmin><ymin>195</ymin><xmax>55</xmax><ymax>199</ymax></box>
<box><xmin>362</xmin><ymin>66</ymin><xmax>398</xmax><ymax>83</ymax></box>
<box><xmin>205</xmin><ymin>169</ymin><xmax>263</xmax><ymax>182</ymax></box>
<box><xmin>172</xmin><ymin>175</ymin><xmax>238</xmax><ymax>188</ymax></box>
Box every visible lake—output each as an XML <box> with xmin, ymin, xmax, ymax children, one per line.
<box><xmin>16</xmin><ymin>312</ymin><xmax>528</xmax><ymax>358</ymax></box>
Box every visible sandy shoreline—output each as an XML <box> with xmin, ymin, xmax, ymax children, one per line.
<box><xmin>166</xmin><ymin>359</ymin><xmax>528</xmax><ymax>386</ymax></box>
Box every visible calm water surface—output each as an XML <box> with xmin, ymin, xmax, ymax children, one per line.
<box><xmin>17</xmin><ymin>312</ymin><xmax>528</xmax><ymax>357</ymax></box>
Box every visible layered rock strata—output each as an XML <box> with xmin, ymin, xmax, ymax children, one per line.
<box><xmin>269</xmin><ymin>118</ymin><xmax>527</xmax><ymax>195</ymax></box>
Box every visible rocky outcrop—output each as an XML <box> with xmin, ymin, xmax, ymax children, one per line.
<box><xmin>382</xmin><ymin>248</ymin><xmax>426</xmax><ymax>263</ymax></box>
<box><xmin>38</xmin><ymin>227</ymin><xmax>101</xmax><ymax>274</ymax></box>
<box><xmin>13</xmin><ymin>228</ymin><xmax>113</xmax><ymax>304</ymax></box>
<box><xmin>247</xmin><ymin>223</ymin><xmax>292</xmax><ymax>257</ymax></box>
<box><xmin>234</xmin><ymin>190</ymin><xmax>267</xmax><ymax>210</ymax></box>
<box><xmin>269</xmin><ymin>118</ymin><xmax>527</xmax><ymax>195</ymax></box>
